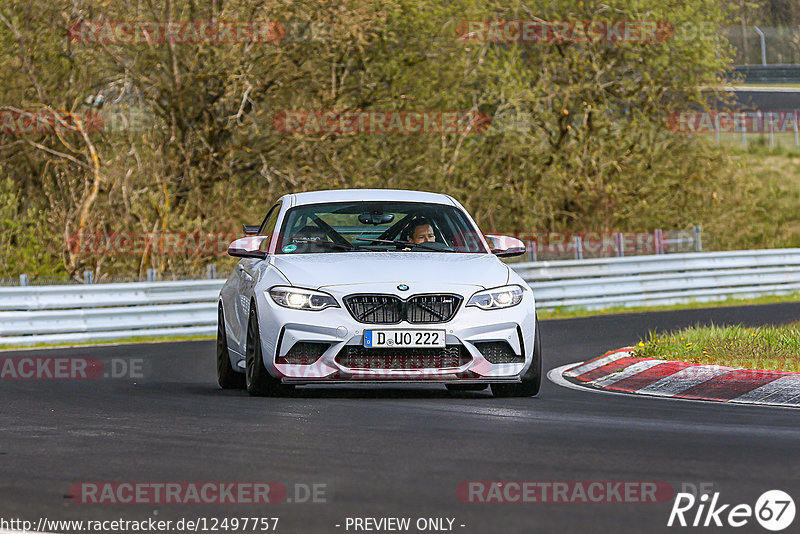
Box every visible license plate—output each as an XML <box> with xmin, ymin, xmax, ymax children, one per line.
<box><xmin>364</xmin><ymin>329</ymin><xmax>446</xmax><ymax>348</ymax></box>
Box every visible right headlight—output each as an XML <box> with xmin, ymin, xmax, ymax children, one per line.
<box><xmin>466</xmin><ymin>284</ymin><xmax>524</xmax><ymax>310</ymax></box>
<box><xmin>268</xmin><ymin>286</ymin><xmax>339</xmax><ymax>311</ymax></box>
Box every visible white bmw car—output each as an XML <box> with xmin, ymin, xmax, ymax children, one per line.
<box><xmin>217</xmin><ymin>189</ymin><xmax>541</xmax><ymax>397</ymax></box>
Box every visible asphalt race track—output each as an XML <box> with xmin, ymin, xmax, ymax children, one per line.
<box><xmin>2</xmin><ymin>303</ymin><xmax>800</xmax><ymax>533</ymax></box>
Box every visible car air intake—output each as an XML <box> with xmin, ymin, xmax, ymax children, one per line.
<box><xmin>276</xmin><ymin>342</ymin><xmax>329</xmax><ymax>365</ymax></box>
<box><xmin>343</xmin><ymin>294</ymin><xmax>462</xmax><ymax>324</ymax></box>
<box><xmin>474</xmin><ymin>341</ymin><xmax>523</xmax><ymax>364</ymax></box>
<box><xmin>335</xmin><ymin>345</ymin><xmax>471</xmax><ymax>369</ymax></box>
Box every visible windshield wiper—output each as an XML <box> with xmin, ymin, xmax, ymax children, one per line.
<box><xmin>290</xmin><ymin>237</ymin><xmax>356</xmax><ymax>251</ymax></box>
<box><xmin>353</xmin><ymin>238</ymin><xmax>451</xmax><ymax>252</ymax></box>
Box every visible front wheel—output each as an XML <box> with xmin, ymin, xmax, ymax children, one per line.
<box><xmin>217</xmin><ymin>305</ymin><xmax>245</xmax><ymax>389</ymax></box>
<box><xmin>245</xmin><ymin>304</ymin><xmax>292</xmax><ymax>397</ymax></box>
<box><xmin>491</xmin><ymin>316</ymin><xmax>542</xmax><ymax>398</ymax></box>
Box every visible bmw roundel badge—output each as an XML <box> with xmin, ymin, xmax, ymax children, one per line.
<box><xmin>397</xmin><ymin>284</ymin><xmax>409</xmax><ymax>291</ymax></box>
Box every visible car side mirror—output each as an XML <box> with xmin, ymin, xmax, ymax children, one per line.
<box><xmin>243</xmin><ymin>224</ymin><xmax>260</xmax><ymax>236</ymax></box>
<box><xmin>228</xmin><ymin>236</ymin><xmax>269</xmax><ymax>259</ymax></box>
<box><xmin>485</xmin><ymin>235</ymin><xmax>526</xmax><ymax>257</ymax></box>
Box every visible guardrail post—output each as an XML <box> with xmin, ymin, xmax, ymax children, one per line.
<box><xmin>769</xmin><ymin>112</ymin><xmax>774</xmax><ymax>148</ymax></box>
<box><xmin>756</xmin><ymin>110</ymin><xmax>762</xmax><ymax>141</ymax></box>
<box><xmin>83</xmin><ymin>270</ymin><xmax>94</xmax><ymax>284</ymax></box>
<box><xmin>206</xmin><ymin>264</ymin><xmax>217</xmax><ymax>279</ymax></box>
<box><xmin>742</xmin><ymin>119</ymin><xmax>747</xmax><ymax>148</ymax></box>
<box><xmin>573</xmin><ymin>236</ymin><xmax>583</xmax><ymax>260</ymax></box>
<box><xmin>693</xmin><ymin>225</ymin><xmax>702</xmax><ymax>252</ymax></box>
<box><xmin>527</xmin><ymin>241</ymin><xmax>537</xmax><ymax>262</ymax></box>
<box><xmin>654</xmin><ymin>229</ymin><xmax>664</xmax><ymax>254</ymax></box>
<box><xmin>614</xmin><ymin>232</ymin><xmax>624</xmax><ymax>257</ymax></box>
<box><xmin>19</xmin><ymin>273</ymin><xmax>28</xmax><ymax>286</ymax></box>
<box><xmin>147</xmin><ymin>269</ymin><xmax>156</xmax><ymax>282</ymax></box>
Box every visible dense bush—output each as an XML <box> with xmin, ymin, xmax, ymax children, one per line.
<box><xmin>0</xmin><ymin>0</ymin><xmax>776</xmax><ymax>279</ymax></box>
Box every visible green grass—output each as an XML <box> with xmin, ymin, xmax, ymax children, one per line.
<box><xmin>632</xmin><ymin>322</ymin><xmax>800</xmax><ymax>373</ymax></box>
<box><xmin>538</xmin><ymin>292</ymin><xmax>800</xmax><ymax>320</ymax></box>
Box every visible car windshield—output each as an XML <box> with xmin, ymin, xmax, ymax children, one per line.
<box><xmin>275</xmin><ymin>201</ymin><xmax>487</xmax><ymax>254</ymax></box>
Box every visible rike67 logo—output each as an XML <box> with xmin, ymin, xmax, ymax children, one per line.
<box><xmin>668</xmin><ymin>490</ymin><xmax>795</xmax><ymax>531</ymax></box>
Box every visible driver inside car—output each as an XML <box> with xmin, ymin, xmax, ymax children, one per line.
<box><xmin>400</xmin><ymin>218</ymin><xmax>438</xmax><ymax>251</ymax></box>
<box><xmin>409</xmin><ymin>219</ymin><xmax>436</xmax><ymax>244</ymax></box>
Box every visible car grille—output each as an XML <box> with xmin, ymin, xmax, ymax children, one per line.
<box><xmin>335</xmin><ymin>345</ymin><xmax>471</xmax><ymax>369</ymax></box>
<box><xmin>474</xmin><ymin>341</ymin><xmax>523</xmax><ymax>364</ymax></box>
<box><xmin>343</xmin><ymin>295</ymin><xmax>404</xmax><ymax>324</ymax></box>
<box><xmin>343</xmin><ymin>294</ymin><xmax>462</xmax><ymax>324</ymax></box>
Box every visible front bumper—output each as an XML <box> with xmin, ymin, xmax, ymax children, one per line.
<box><xmin>254</xmin><ymin>283</ymin><xmax>536</xmax><ymax>383</ymax></box>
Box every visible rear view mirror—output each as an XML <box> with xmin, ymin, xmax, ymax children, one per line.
<box><xmin>485</xmin><ymin>235</ymin><xmax>526</xmax><ymax>257</ymax></box>
<box><xmin>359</xmin><ymin>212</ymin><xmax>394</xmax><ymax>225</ymax></box>
<box><xmin>243</xmin><ymin>224</ymin><xmax>260</xmax><ymax>236</ymax></box>
<box><xmin>228</xmin><ymin>236</ymin><xmax>269</xmax><ymax>259</ymax></box>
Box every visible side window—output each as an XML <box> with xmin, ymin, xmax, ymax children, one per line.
<box><xmin>258</xmin><ymin>203</ymin><xmax>281</xmax><ymax>251</ymax></box>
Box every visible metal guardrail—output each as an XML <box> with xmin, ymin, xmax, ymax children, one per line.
<box><xmin>0</xmin><ymin>280</ymin><xmax>224</xmax><ymax>346</ymax></box>
<box><xmin>1</xmin><ymin>249</ymin><xmax>799</xmax><ymax>346</ymax></box>
<box><xmin>733</xmin><ymin>65</ymin><xmax>800</xmax><ymax>83</ymax></box>
<box><xmin>519</xmin><ymin>249</ymin><xmax>800</xmax><ymax>310</ymax></box>
<box><xmin>517</xmin><ymin>227</ymin><xmax>701</xmax><ymax>262</ymax></box>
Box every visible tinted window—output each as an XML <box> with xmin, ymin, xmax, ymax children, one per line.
<box><xmin>257</xmin><ymin>202</ymin><xmax>281</xmax><ymax>251</ymax></box>
<box><xmin>276</xmin><ymin>201</ymin><xmax>485</xmax><ymax>254</ymax></box>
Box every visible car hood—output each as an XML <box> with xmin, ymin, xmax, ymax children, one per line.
<box><xmin>270</xmin><ymin>252</ymin><xmax>509</xmax><ymax>290</ymax></box>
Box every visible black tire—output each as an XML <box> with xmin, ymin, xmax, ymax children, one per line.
<box><xmin>217</xmin><ymin>305</ymin><xmax>245</xmax><ymax>389</ymax></box>
<box><xmin>491</xmin><ymin>316</ymin><xmax>542</xmax><ymax>398</ymax></box>
<box><xmin>446</xmin><ymin>384</ymin><xmax>489</xmax><ymax>392</ymax></box>
<box><xmin>245</xmin><ymin>304</ymin><xmax>292</xmax><ymax>397</ymax></box>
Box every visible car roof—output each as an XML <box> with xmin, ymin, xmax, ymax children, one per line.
<box><xmin>283</xmin><ymin>189</ymin><xmax>456</xmax><ymax>207</ymax></box>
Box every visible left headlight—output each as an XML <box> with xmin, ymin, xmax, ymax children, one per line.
<box><xmin>467</xmin><ymin>284</ymin><xmax>524</xmax><ymax>310</ymax></box>
<box><xmin>268</xmin><ymin>286</ymin><xmax>339</xmax><ymax>311</ymax></box>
